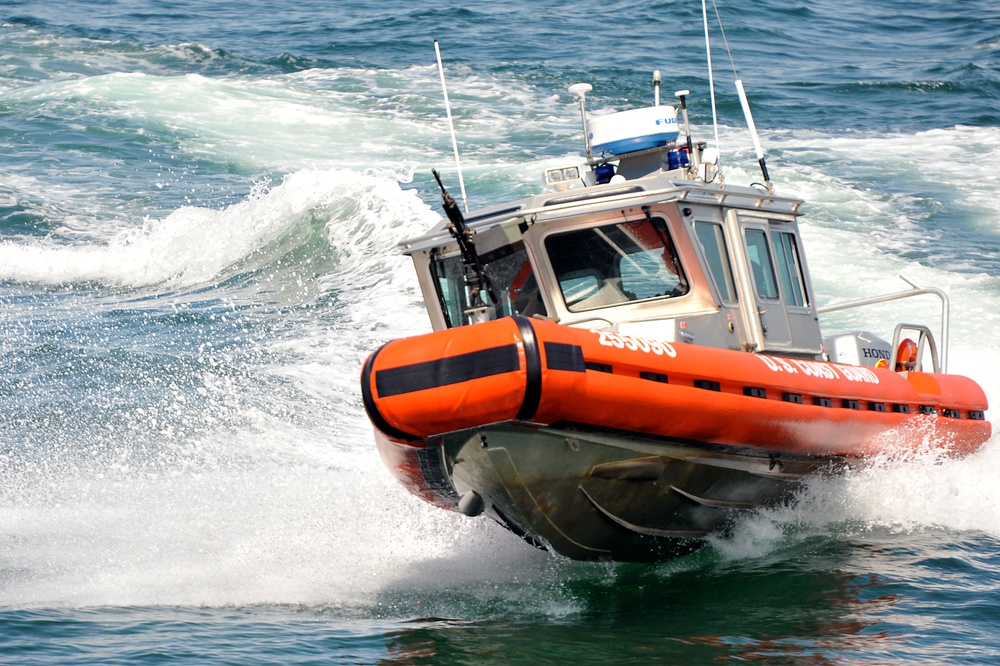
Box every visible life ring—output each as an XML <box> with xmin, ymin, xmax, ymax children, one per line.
<box><xmin>895</xmin><ymin>338</ymin><xmax>919</xmax><ymax>372</ymax></box>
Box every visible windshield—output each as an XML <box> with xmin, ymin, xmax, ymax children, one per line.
<box><xmin>544</xmin><ymin>216</ymin><xmax>688</xmax><ymax>312</ymax></box>
<box><xmin>431</xmin><ymin>244</ymin><xmax>546</xmax><ymax>327</ymax></box>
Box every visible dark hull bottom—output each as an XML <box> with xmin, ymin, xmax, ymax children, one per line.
<box><xmin>434</xmin><ymin>422</ymin><xmax>844</xmax><ymax>562</ymax></box>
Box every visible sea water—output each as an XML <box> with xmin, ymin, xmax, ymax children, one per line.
<box><xmin>2</xmin><ymin>1</ymin><xmax>1000</xmax><ymax>663</ymax></box>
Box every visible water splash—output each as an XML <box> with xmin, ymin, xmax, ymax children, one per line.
<box><xmin>0</xmin><ymin>167</ymin><xmax>424</xmax><ymax>292</ymax></box>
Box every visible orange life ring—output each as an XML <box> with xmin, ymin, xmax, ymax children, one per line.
<box><xmin>895</xmin><ymin>338</ymin><xmax>919</xmax><ymax>372</ymax></box>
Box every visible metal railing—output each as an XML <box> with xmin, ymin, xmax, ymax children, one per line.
<box><xmin>815</xmin><ymin>274</ymin><xmax>949</xmax><ymax>373</ymax></box>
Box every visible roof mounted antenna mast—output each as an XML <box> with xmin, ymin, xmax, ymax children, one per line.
<box><xmin>434</xmin><ymin>40</ymin><xmax>469</xmax><ymax>213</ymax></box>
<box><xmin>702</xmin><ymin>0</ymin><xmax>722</xmax><ymax>165</ymax></box>
<box><xmin>568</xmin><ymin>83</ymin><xmax>594</xmax><ymax>161</ymax></box>
<box><xmin>675</xmin><ymin>89</ymin><xmax>694</xmax><ymax>158</ymax></box>
<box><xmin>707</xmin><ymin>0</ymin><xmax>772</xmax><ymax>191</ymax></box>
<box><xmin>735</xmin><ymin>78</ymin><xmax>771</xmax><ymax>190</ymax></box>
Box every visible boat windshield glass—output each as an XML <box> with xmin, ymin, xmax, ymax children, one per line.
<box><xmin>431</xmin><ymin>244</ymin><xmax>546</xmax><ymax>327</ymax></box>
<box><xmin>695</xmin><ymin>221</ymin><xmax>737</xmax><ymax>302</ymax></box>
<box><xmin>745</xmin><ymin>228</ymin><xmax>780</xmax><ymax>301</ymax></box>
<box><xmin>771</xmin><ymin>230</ymin><xmax>808</xmax><ymax>307</ymax></box>
<box><xmin>544</xmin><ymin>216</ymin><xmax>688</xmax><ymax>312</ymax></box>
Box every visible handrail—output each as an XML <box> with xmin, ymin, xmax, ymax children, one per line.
<box><xmin>890</xmin><ymin>323</ymin><xmax>940</xmax><ymax>374</ymax></box>
<box><xmin>815</xmin><ymin>274</ymin><xmax>949</xmax><ymax>372</ymax></box>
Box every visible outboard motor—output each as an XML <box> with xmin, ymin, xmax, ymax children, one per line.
<box><xmin>823</xmin><ymin>331</ymin><xmax>893</xmax><ymax>368</ymax></box>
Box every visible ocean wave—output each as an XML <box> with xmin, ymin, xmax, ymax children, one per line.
<box><xmin>0</xmin><ymin>167</ymin><xmax>431</xmax><ymax>293</ymax></box>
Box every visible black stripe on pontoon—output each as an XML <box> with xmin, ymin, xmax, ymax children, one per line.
<box><xmin>544</xmin><ymin>342</ymin><xmax>586</xmax><ymax>372</ymax></box>
<box><xmin>514</xmin><ymin>316</ymin><xmax>542</xmax><ymax>421</ymax></box>
<box><xmin>375</xmin><ymin>344</ymin><xmax>520</xmax><ymax>398</ymax></box>
<box><xmin>361</xmin><ymin>345</ymin><xmax>420</xmax><ymax>441</ymax></box>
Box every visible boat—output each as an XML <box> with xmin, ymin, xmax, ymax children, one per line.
<box><xmin>360</xmin><ymin>44</ymin><xmax>992</xmax><ymax>562</ymax></box>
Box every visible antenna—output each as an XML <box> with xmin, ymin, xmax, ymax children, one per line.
<box><xmin>707</xmin><ymin>0</ymin><xmax>772</xmax><ymax>190</ymax></box>
<box><xmin>735</xmin><ymin>79</ymin><xmax>771</xmax><ymax>189</ymax></box>
<box><xmin>675</xmin><ymin>89</ymin><xmax>693</xmax><ymax>157</ymax></box>
<box><xmin>568</xmin><ymin>83</ymin><xmax>593</xmax><ymax>160</ymax></box>
<box><xmin>434</xmin><ymin>40</ymin><xmax>469</xmax><ymax>213</ymax></box>
<box><xmin>653</xmin><ymin>70</ymin><xmax>661</xmax><ymax>106</ymax></box>
<box><xmin>701</xmin><ymin>0</ymin><xmax>722</xmax><ymax>161</ymax></box>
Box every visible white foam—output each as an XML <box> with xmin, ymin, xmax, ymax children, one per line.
<box><xmin>0</xmin><ymin>167</ymin><xmax>426</xmax><ymax>291</ymax></box>
<box><xmin>0</xmin><ymin>413</ymin><xmax>581</xmax><ymax>610</ymax></box>
<box><xmin>712</xmin><ymin>437</ymin><xmax>1000</xmax><ymax>562</ymax></box>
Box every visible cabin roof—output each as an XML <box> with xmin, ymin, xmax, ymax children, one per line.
<box><xmin>401</xmin><ymin>173</ymin><xmax>804</xmax><ymax>256</ymax></box>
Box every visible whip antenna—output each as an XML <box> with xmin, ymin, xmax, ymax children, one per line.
<box><xmin>702</xmin><ymin>0</ymin><xmax>722</xmax><ymax>160</ymax></box>
<box><xmin>709</xmin><ymin>0</ymin><xmax>772</xmax><ymax>189</ymax></box>
<box><xmin>568</xmin><ymin>82</ymin><xmax>594</xmax><ymax>161</ymax></box>
<box><xmin>735</xmin><ymin>79</ymin><xmax>771</xmax><ymax>188</ymax></box>
<box><xmin>434</xmin><ymin>40</ymin><xmax>469</xmax><ymax>213</ymax></box>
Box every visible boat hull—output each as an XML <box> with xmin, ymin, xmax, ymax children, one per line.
<box><xmin>376</xmin><ymin>421</ymin><xmax>839</xmax><ymax>561</ymax></box>
<box><xmin>361</xmin><ymin>315</ymin><xmax>991</xmax><ymax>561</ymax></box>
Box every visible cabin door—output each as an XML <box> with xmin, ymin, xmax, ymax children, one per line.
<box><xmin>729</xmin><ymin>213</ymin><xmax>794</xmax><ymax>352</ymax></box>
<box><xmin>692</xmin><ymin>218</ymin><xmax>749</xmax><ymax>350</ymax></box>
<box><xmin>727</xmin><ymin>211</ymin><xmax>823</xmax><ymax>355</ymax></box>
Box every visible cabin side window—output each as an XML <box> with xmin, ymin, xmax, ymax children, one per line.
<box><xmin>694</xmin><ymin>221</ymin><xmax>737</xmax><ymax>302</ymax></box>
<box><xmin>771</xmin><ymin>230</ymin><xmax>808</xmax><ymax>307</ymax></box>
<box><xmin>744</xmin><ymin>228</ymin><xmax>780</xmax><ymax>301</ymax></box>
<box><xmin>430</xmin><ymin>245</ymin><xmax>546</xmax><ymax>327</ymax></box>
<box><xmin>545</xmin><ymin>216</ymin><xmax>688</xmax><ymax>312</ymax></box>
<box><xmin>430</xmin><ymin>253</ymin><xmax>473</xmax><ymax>327</ymax></box>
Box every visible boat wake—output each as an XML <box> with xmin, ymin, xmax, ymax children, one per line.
<box><xmin>710</xmin><ymin>436</ymin><xmax>1000</xmax><ymax>561</ymax></box>
<box><xmin>2</xmin><ymin>428</ymin><xmax>996</xmax><ymax>613</ymax></box>
<box><xmin>0</xmin><ymin>167</ymin><xmax>431</xmax><ymax>298</ymax></box>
